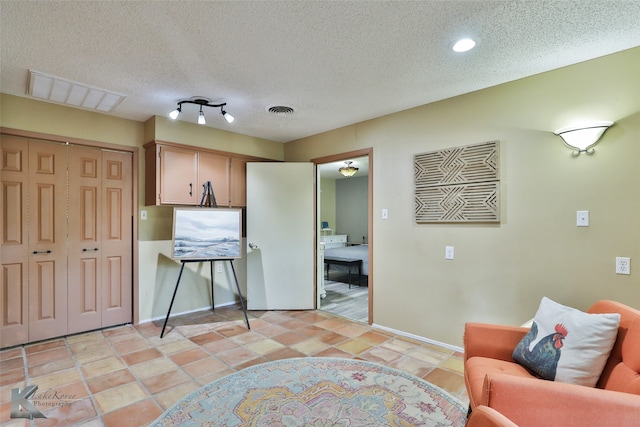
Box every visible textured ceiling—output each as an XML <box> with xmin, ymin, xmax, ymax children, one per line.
<box><xmin>1</xmin><ymin>1</ymin><xmax>639</xmax><ymax>143</ymax></box>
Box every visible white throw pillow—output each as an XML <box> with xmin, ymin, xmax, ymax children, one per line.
<box><xmin>512</xmin><ymin>297</ymin><xmax>620</xmax><ymax>387</ymax></box>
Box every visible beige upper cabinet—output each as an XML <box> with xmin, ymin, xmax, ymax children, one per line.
<box><xmin>160</xmin><ymin>145</ymin><xmax>199</xmax><ymax>205</ymax></box>
<box><xmin>144</xmin><ymin>141</ymin><xmax>259</xmax><ymax>207</ymax></box>
<box><xmin>198</xmin><ymin>151</ymin><xmax>230</xmax><ymax>206</ymax></box>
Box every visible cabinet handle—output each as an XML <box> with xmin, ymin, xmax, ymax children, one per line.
<box><xmin>32</xmin><ymin>250</ymin><xmax>52</xmax><ymax>254</ymax></box>
<box><xmin>189</xmin><ymin>183</ymin><xmax>193</xmax><ymax>196</ymax></box>
<box><xmin>82</xmin><ymin>248</ymin><xmax>99</xmax><ymax>252</ymax></box>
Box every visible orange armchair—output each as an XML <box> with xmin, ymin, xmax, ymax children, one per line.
<box><xmin>464</xmin><ymin>300</ymin><xmax>640</xmax><ymax>427</ymax></box>
<box><xmin>466</xmin><ymin>406</ymin><xmax>518</xmax><ymax>427</ymax></box>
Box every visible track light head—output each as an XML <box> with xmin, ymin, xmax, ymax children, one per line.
<box><xmin>221</xmin><ymin>108</ymin><xmax>234</xmax><ymax>123</ymax></box>
<box><xmin>169</xmin><ymin>106</ymin><xmax>181</xmax><ymax>120</ymax></box>
<box><xmin>168</xmin><ymin>97</ymin><xmax>233</xmax><ymax>125</ymax></box>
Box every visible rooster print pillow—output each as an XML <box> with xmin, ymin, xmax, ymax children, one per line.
<box><xmin>512</xmin><ymin>297</ymin><xmax>620</xmax><ymax>387</ymax></box>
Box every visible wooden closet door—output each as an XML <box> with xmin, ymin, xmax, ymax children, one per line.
<box><xmin>68</xmin><ymin>146</ymin><xmax>103</xmax><ymax>333</ymax></box>
<box><xmin>27</xmin><ymin>140</ymin><xmax>68</xmax><ymax>342</ymax></box>
<box><xmin>100</xmin><ymin>149</ymin><xmax>132</xmax><ymax>327</ymax></box>
<box><xmin>0</xmin><ymin>135</ymin><xmax>29</xmax><ymax>347</ymax></box>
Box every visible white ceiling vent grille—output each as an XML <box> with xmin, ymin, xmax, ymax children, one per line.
<box><xmin>27</xmin><ymin>70</ymin><xmax>126</xmax><ymax>112</ymax></box>
<box><xmin>267</xmin><ymin>105</ymin><xmax>295</xmax><ymax>115</ymax></box>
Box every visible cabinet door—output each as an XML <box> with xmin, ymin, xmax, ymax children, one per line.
<box><xmin>230</xmin><ymin>157</ymin><xmax>247</xmax><ymax>207</ymax></box>
<box><xmin>160</xmin><ymin>146</ymin><xmax>198</xmax><ymax>204</ymax></box>
<box><xmin>27</xmin><ymin>140</ymin><xmax>68</xmax><ymax>342</ymax></box>
<box><xmin>198</xmin><ymin>152</ymin><xmax>230</xmax><ymax>207</ymax></box>
<box><xmin>0</xmin><ymin>135</ymin><xmax>29</xmax><ymax>347</ymax></box>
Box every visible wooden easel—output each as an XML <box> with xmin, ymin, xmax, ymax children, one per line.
<box><xmin>160</xmin><ymin>181</ymin><xmax>250</xmax><ymax>338</ymax></box>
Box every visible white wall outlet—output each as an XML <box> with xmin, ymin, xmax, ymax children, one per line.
<box><xmin>216</xmin><ymin>263</ymin><xmax>223</xmax><ymax>273</ymax></box>
<box><xmin>576</xmin><ymin>210</ymin><xmax>589</xmax><ymax>227</ymax></box>
<box><xmin>615</xmin><ymin>257</ymin><xmax>630</xmax><ymax>275</ymax></box>
<box><xmin>382</xmin><ymin>208</ymin><xmax>389</xmax><ymax>220</ymax></box>
<box><xmin>445</xmin><ymin>246</ymin><xmax>455</xmax><ymax>260</ymax></box>
<box><xmin>140</xmin><ymin>210</ymin><xmax>147</xmax><ymax>220</ymax></box>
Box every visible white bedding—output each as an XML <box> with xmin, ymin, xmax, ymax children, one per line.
<box><xmin>324</xmin><ymin>244</ymin><xmax>369</xmax><ymax>276</ymax></box>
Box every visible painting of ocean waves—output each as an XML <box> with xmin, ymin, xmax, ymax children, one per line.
<box><xmin>172</xmin><ymin>208</ymin><xmax>242</xmax><ymax>259</ymax></box>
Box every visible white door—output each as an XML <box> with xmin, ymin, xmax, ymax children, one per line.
<box><xmin>246</xmin><ymin>162</ymin><xmax>315</xmax><ymax>310</ymax></box>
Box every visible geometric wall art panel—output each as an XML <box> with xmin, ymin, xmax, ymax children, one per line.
<box><xmin>414</xmin><ymin>140</ymin><xmax>500</xmax><ymax>223</ymax></box>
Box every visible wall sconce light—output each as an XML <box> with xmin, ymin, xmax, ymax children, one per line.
<box><xmin>169</xmin><ymin>97</ymin><xmax>234</xmax><ymax>125</ymax></box>
<box><xmin>339</xmin><ymin>161</ymin><xmax>359</xmax><ymax>177</ymax></box>
<box><xmin>554</xmin><ymin>121</ymin><xmax>613</xmax><ymax>155</ymax></box>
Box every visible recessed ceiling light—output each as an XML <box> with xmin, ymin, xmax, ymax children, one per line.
<box><xmin>452</xmin><ymin>38</ymin><xmax>476</xmax><ymax>53</ymax></box>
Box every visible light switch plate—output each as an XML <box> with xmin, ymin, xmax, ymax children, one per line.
<box><xmin>576</xmin><ymin>210</ymin><xmax>589</xmax><ymax>227</ymax></box>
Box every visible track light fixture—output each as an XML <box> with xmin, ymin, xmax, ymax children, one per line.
<box><xmin>169</xmin><ymin>97</ymin><xmax>234</xmax><ymax>125</ymax></box>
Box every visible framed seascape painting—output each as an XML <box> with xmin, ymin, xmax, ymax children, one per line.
<box><xmin>172</xmin><ymin>207</ymin><xmax>242</xmax><ymax>260</ymax></box>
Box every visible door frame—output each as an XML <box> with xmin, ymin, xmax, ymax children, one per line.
<box><xmin>1</xmin><ymin>127</ymin><xmax>140</xmax><ymax>324</ymax></box>
<box><xmin>311</xmin><ymin>148</ymin><xmax>373</xmax><ymax>324</ymax></box>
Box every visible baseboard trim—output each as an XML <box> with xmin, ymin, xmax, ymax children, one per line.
<box><xmin>372</xmin><ymin>323</ymin><xmax>463</xmax><ymax>353</ymax></box>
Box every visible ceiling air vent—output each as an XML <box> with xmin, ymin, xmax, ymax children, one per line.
<box><xmin>27</xmin><ymin>70</ymin><xmax>126</xmax><ymax>112</ymax></box>
<box><xmin>267</xmin><ymin>105</ymin><xmax>295</xmax><ymax>115</ymax></box>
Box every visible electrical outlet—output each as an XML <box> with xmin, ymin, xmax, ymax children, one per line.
<box><xmin>615</xmin><ymin>257</ymin><xmax>630</xmax><ymax>275</ymax></box>
<box><xmin>216</xmin><ymin>264</ymin><xmax>223</xmax><ymax>273</ymax></box>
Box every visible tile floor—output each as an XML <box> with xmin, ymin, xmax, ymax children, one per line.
<box><xmin>1</xmin><ymin>306</ymin><xmax>469</xmax><ymax>426</ymax></box>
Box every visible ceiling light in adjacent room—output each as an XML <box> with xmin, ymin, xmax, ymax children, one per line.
<box><xmin>339</xmin><ymin>161</ymin><xmax>359</xmax><ymax>177</ymax></box>
<box><xmin>452</xmin><ymin>38</ymin><xmax>476</xmax><ymax>53</ymax></box>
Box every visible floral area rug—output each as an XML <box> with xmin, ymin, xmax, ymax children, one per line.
<box><xmin>151</xmin><ymin>357</ymin><xmax>467</xmax><ymax>426</ymax></box>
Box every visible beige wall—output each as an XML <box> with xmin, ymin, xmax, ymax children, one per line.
<box><xmin>2</xmin><ymin>47</ymin><xmax>638</xmax><ymax>346</ymax></box>
<box><xmin>285</xmin><ymin>47</ymin><xmax>640</xmax><ymax>346</ymax></box>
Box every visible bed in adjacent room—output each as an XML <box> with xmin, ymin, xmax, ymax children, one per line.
<box><xmin>323</xmin><ymin>244</ymin><xmax>369</xmax><ymax>286</ymax></box>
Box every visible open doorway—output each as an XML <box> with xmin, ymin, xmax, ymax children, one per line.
<box><xmin>313</xmin><ymin>149</ymin><xmax>372</xmax><ymax>324</ymax></box>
